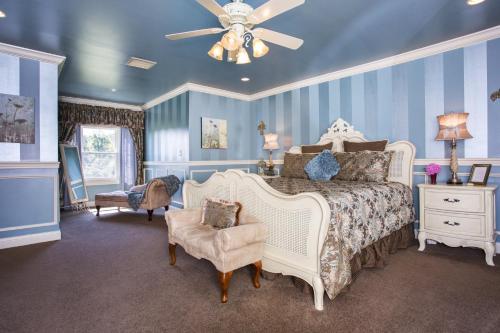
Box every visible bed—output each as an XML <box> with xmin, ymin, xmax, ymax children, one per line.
<box><xmin>183</xmin><ymin>118</ymin><xmax>416</xmax><ymax>310</ymax></box>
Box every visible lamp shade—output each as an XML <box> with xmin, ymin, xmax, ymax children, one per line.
<box><xmin>208</xmin><ymin>42</ymin><xmax>224</xmax><ymax>61</ymax></box>
<box><xmin>236</xmin><ymin>47</ymin><xmax>251</xmax><ymax>65</ymax></box>
<box><xmin>263</xmin><ymin>133</ymin><xmax>280</xmax><ymax>150</ymax></box>
<box><xmin>253</xmin><ymin>38</ymin><xmax>269</xmax><ymax>58</ymax></box>
<box><xmin>435</xmin><ymin>113</ymin><xmax>473</xmax><ymax>141</ymax></box>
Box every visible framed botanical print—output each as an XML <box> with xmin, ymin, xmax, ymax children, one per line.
<box><xmin>201</xmin><ymin>117</ymin><xmax>227</xmax><ymax>149</ymax></box>
<box><xmin>468</xmin><ymin>164</ymin><xmax>492</xmax><ymax>186</ymax></box>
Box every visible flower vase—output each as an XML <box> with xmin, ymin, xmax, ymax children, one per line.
<box><xmin>430</xmin><ymin>174</ymin><xmax>437</xmax><ymax>185</ymax></box>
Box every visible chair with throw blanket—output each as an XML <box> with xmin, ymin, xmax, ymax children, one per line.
<box><xmin>165</xmin><ymin>199</ymin><xmax>268</xmax><ymax>303</ymax></box>
<box><xmin>95</xmin><ymin>175</ymin><xmax>181</xmax><ymax>221</ymax></box>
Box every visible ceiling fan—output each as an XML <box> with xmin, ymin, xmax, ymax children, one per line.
<box><xmin>165</xmin><ymin>0</ymin><xmax>305</xmax><ymax>64</ymax></box>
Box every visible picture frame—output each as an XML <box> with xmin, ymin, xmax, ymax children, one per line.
<box><xmin>201</xmin><ymin>117</ymin><xmax>227</xmax><ymax>149</ymax></box>
<box><xmin>468</xmin><ymin>164</ymin><xmax>492</xmax><ymax>186</ymax></box>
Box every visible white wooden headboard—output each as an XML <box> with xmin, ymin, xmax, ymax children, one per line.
<box><xmin>288</xmin><ymin>119</ymin><xmax>416</xmax><ymax>188</ymax></box>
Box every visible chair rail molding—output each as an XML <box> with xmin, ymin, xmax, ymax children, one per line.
<box><xmin>0</xmin><ymin>161</ymin><xmax>60</xmax><ymax>169</ymax></box>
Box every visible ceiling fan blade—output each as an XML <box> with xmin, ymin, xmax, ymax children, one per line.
<box><xmin>248</xmin><ymin>0</ymin><xmax>305</xmax><ymax>24</ymax></box>
<box><xmin>252</xmin><ymin>28</ymin><xmax>303</xmax><ymax>50</ymax></box>
<box><xmin>196</xmin><ymin>0</ymin><xmax>227</xmax><ymax>17</ymax></box>
<box><xmin>165</xmin><ymin>28</ymin><xmax>225</xmax><ymax>40</ymax></box>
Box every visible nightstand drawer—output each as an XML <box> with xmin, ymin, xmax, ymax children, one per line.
<box><xmin>424</xmin><ymin>211</ymin><xmax>484</xmax><ymax>237</ymax></box>
<box><xmin>424</xmin><ymin>189</ymin><xmax>484</xmax><ymax>213</ymax></box>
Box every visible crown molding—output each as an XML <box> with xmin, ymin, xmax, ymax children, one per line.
<box><xmin>143</xmin><ymin>25</ymin><xmax>500</xmax><ymax>108</ymax></box>
<box><xmin>249</xmin><ymin>25</ymin><xmax>500</xmax><ymax>100</ymax></box>
<box><xmin>142</xmin><ymin>82</ymin><xmax>251</xmax><ymax>110</ymax></box>
<box><xmin>0</xmin><ymin>42</ymin><xmax>66</xmax><ymax>72</ymax></box>
<box><xmin>59</xmin><ymin>96</ymin><xmax>143</xmax><ymax>112</ymax></box>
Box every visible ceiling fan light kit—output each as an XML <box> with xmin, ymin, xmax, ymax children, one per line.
<box><xmin>208</xmin><ymin>41</ymin><xmax>224</xmax><ymax>61</ymax></box>
<box><xmin>166</xmin><ymin>0</ymin><xmax>305</xmax><ymax>64</ymax></box>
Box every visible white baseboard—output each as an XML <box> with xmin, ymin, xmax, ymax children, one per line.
<box><xmin>0</xmin><ymin>230</ymin><xmax>61</xmax><ymax>250</ymax></box>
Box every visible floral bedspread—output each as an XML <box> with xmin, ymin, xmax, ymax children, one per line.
<box><xmin>265</xmin><ymin>178</ymin><xmax>415</xmax><ymax>299</ymax></box>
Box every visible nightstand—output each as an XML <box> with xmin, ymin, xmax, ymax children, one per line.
<box><xmin>417</xmin><ymin>184</ymin><xmax>497</xmax><ymax>266</ymax></box>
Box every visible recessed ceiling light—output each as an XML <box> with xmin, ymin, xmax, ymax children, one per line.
<box><xmin>0</xmin><ymin>10</ymin><xmax>6</xmax><ymax>18</ymax></box>
<box><xmin>126</xmin><ymin>57</ymin><xmax>157</xmax><ymax>70</ymax></box>
<box><xmin>111</xmin><ymin>88</ymin><xmax>117</xmax><ymax>92</ymax></box>
<box><xmin>241</xmin><ymin>77</ymin><xmax>250</xmax><ymax>82</ymax></box>
<box><xmin>467</xmin><ymin>0</ymin><xmax>485</xmax><ymax>5</ymax></box>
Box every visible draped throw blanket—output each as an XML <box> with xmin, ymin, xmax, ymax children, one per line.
<box><xmin>127</xmin><ymin>175</ymin><xmax>181</xmax><ymax>211</ymax></box>
<box><xmin>58</xmin><ymin>102</ymin><xmax>145</xmax><ymax>185</ymax></box>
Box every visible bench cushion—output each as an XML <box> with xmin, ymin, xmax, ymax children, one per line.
<box><xmin>95</xmin><ymin>191</ymin><xmax>128</xmax><ymax>203</ymax></box>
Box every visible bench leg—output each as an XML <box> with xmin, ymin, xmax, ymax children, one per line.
<box><xmin>147</xmin><ymin>209</ymin><xmax>153</xmax><ymax>221</ymax></box>
<box><xmin>165</xmin><ymin>205</ymin><xmax>169</xmax><ymax>211</ymax></box>
<box><xmin>168</xmin><ymin>244</ymin><xmax>177</xmax><ymax>265</ymax></box>
<box><xmin>218</xmin><ymin>271</ymin><xmax>233</xmax><ymax>303</ymax></box>
<box><xmin>96</xmin><ymin>206</ymin><xmax>100</xmax><ymax>217</ymax></box>
<box><xmin>253</xmin><ymin>261</ymin><xmax>262</xmax><ymax>289</ymax></box>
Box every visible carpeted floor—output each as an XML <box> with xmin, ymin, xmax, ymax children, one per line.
<box><xmin>1</xmin><ymin>209</ymin><xmax>499</xmax><ymax>333</ymax></box>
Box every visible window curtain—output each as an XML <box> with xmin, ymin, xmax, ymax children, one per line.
<box><xmin>121</xmin><ymin>128</ymin><xmax>136</xmax><ymax>190</ymax></box>
<box><xmin>59</xmin><ymin>102</ymin><xmax>145</xmax><ymax>185</ymax></box>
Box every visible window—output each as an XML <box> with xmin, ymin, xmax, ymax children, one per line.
<box><xmin>81</xmin><ymin>126</ymin><xmax>121</xmax><ymax>185</ymax></box>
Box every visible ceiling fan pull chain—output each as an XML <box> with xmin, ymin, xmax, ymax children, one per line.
<box><xmin>243</xmin><ymin>33</ymin><xmax>253</xmax><ymax>48</ymax></box>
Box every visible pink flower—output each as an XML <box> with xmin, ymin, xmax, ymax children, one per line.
<box><xmin>425</xmin><ymin>163</ymin><xmax>441</xmax><ymax>176</ymax></box>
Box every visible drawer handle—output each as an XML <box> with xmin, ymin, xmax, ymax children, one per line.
<box><xmin>443</xmin><ymin>198</ymin><xmax>460</xmax><ymax>203</ymax></box>
<box><xmin>443</xmin><ymin>221</ymin><xmax>460</xmax><ymax>227</ymax></box>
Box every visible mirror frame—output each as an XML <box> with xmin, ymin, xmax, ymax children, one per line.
<box><xmin>59</xmin><ymin>144</ymin><xmax>89</xmax><ymax>204</ymax></box>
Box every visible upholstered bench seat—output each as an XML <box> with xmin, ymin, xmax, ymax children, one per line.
<box><xmin>166</xmin><ymin>208</ymin><xmax>268</xmax><ymax>302</ymax></box>
<box><xmin>95</xmin><ymin>179</ymin><xmax>172</xmax><ymax>221</ymax></box>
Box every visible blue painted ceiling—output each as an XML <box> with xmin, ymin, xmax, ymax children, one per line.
<box><xmin>0</xmin><ymin>0</ymin><xmax>499</xmax><ymax>105</ymax></box>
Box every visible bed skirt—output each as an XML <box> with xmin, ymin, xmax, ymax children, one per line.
<box><xmin>262</xmin><ymin>223</ymin><xmax>416</xmax><ymax>296</ymax></box>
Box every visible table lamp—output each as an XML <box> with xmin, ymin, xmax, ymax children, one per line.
<box><xmin>263</xmin><ymin>133</ymin><xmax>279</xmax><ymax>173</ymax></box>
<box><xmin>435</xmin><ymin>113</ymin><xmax>473</xmax><ymax>185</ymax></box>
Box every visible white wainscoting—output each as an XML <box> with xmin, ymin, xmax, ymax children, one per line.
<box><xmin>0</xmin><ymin>174</ymin><xmax>59</xmax><ymax>233</ymax></box>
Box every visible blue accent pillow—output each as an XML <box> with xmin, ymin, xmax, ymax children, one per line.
<box><xmin>304</xmin><ymin>150</ymin><xmax>340</xmax><ymax>181</ymax></box>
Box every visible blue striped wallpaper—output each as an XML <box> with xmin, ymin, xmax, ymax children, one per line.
<box><xmin>145</xmin><ymin>92</ymin><xmax>189</xmax><ymax>162</ymax></box>
<box><xmin>252</xmin><ymin>39</ymin><xmax>500</xmax><ymax>161</ymax></box>
<box><xmin>0</xmin><ymin>54</ymin><xmax>59</xmax><ymax>162</ymax></box>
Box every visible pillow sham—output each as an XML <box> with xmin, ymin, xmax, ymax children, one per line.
<box><xmin>282</xmin><ymin>152</ymin><xmax>318</xmax><ymax>179</ymax></box>
<box><xmin>301</xmin><ymin>142</ymin><xmax>333</xmax><ymax>154</ymax></box>
<box><xmin>304</xmin><ymin>150</ymin><xmax>340</xmax><ymax>181</ymax></box>
<box><xmin>343</xmin><ymin>140</ymin><xmax>388</xmax><ymax>152</ymax></box>
<box><xmin>334</xmin><ymin>151</ymin><xmax>394</xmax><ymax>182</ymax></box>
<box><xmin>201</xmin><ymin>198</ymin><xmax>242</xmax><ymax>229</ymax></box>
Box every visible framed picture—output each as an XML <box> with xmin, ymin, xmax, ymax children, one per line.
<box><xmin>0</xmin><ymin>93</ymin><xmax>35</xmax><ymax>144</ymax></box>
<box><xmin>468</xmin><ymin>164</ymin><xmax>492</xmax><ymax>186</ymax></box>
<box><xmin>201</xmin><ymin>117</ymin><xmax>227</xmax><ymax>149</ymax></box>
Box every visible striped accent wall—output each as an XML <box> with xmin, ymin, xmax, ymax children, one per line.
<box><xmin>145</xmin><ymin>92</ymin><xmax>189</xmax><ymax>163</ymax></box>
<box><xmin>251</xmin><ymin>39</ymin><xmax>500</xmax><ymax>161</ymax></box>
<box><xmin>0</xmin><ymin>54</ymin><xmax>58</xmax><ymax>162</ymax></box>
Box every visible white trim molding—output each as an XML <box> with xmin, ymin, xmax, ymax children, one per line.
<box><xmin>142</xmin><ymin>82</ymin><xmax>251</xmax><ymax>110</ymax></box>
<box><xmin>0</xmin><ymin>161</ymin><xmax>59</xmax><ymax>169</ymax></box>
<box><xmin>59</xmin><ymin>96</ymin><xmax>143</xmax><ymax>112</ymax></box>
<box><xmin>0</xmin><ymin>42</ymin><xmax>66</xmax><ymax>65</ymax></box>
<box><xmin>143</xmin><ymin>25</ymin><xmax>500</xmax><ymax>109</ymax></box>
<box><xmin>414</xmin><ymin>158</ymin><xmax>500</xmax><ymax>166</ymax></box>
<box><xmin>0</xmin><ymin>230</ymin><xmax>61</xmax><ymax>250</ymax></box>
<box><xmin>190</xmin><ymin>169</ymin><xmax>218</xmax><ymax>180</ymax></box>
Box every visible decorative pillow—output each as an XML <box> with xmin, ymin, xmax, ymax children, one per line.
<box><xmin>343</xmin><ymin>140</ymin><xmax>388</xmax><ymax>152</ymax></box>
<box><xmin>282</xmin><ymin>152</ymin><xmax>318</xmax><ymax>179</ymax></box>
<box><xmin>201</xmin><ymin>198</ymin><xmax>242</xmax><ymax>229</ymax></box>
<box><xmin>301</xmin><ymin>142</ymin><xmax>333</xmax><ymax>154</ymax></box>
<box><xmin>304</xmin><ymin>150</ymin><xmax>340</xmax><ymax>181</ymax></box>
<box><xmin>334</xmin><ymin>151</ymin><xmax>394</xmax><ymax>182</ymax></box>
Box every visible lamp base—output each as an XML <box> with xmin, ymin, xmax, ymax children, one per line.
<box><xmin>447</xmin><ymin>172</ymin><xmax>463</xmax><ymax>185</ymax></box>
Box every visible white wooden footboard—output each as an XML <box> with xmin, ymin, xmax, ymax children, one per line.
<box><xmin>183</xmin><ymin>170</ymin><xmax>331</xmax><ymax>310</ymax></box>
